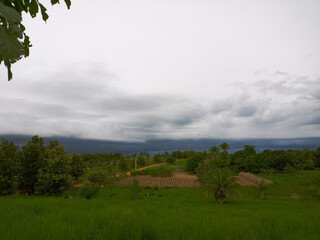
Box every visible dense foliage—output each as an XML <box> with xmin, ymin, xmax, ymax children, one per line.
<box><xmin>0</xmin><ymin>135</ymin><xmax>320</xmax><ymax>197</ymax></box>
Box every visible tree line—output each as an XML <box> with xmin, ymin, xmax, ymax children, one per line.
<box><xmin>1</xmin><ymin>136</ymin><xmax>319</xmax><ymax>196</ymax></box>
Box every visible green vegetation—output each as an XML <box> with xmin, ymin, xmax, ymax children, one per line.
<box><xmin>1</xmin><ymin>136</ymin><xmax>320</xmax><ymax>238</ymax></box>
<box><xmin>1</xmin><ymin>171</ymin><xmax>320</xmax><ymax>239</ymax></box>
<box><xmin>79</xmin><ymin>183</ymin><xmax>100</xmax><ymax>199</ymax></box>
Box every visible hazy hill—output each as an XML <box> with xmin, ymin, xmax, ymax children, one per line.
<box><xmin>0</xmin><ymin>135</ymin><xmax>319</xmax><ymax>155</ymax></box>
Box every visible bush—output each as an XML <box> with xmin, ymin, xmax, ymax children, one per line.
<box><xmin>186</xmin><ymin>153</ymin><xmax>203</xmax><ymax>173</ymax></box>
<box><xmin>88</xmin><ymin>172</ymin><xmax>107</xmax><ymax>185</ymax></box>
<box><xmin>79</xmin><ymin>183</ymin><xmax>100</xmax><ymax>199</ymax></box>
<box><xmin>69</xmin><ymin>154</ymin><xmax>86</xmax><ymax>180</ymax></box>
<box><xmin>131</xmin><ymin>178</ymin><xmax>140</xmax><ymax>200</ymax></box>
<box><xmin>284</xmin><ymin>164</ymin><xmax>296</xmax><ymax>175</ymax></box>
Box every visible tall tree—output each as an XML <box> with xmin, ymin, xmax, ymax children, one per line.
<box><xmin>219</xmin><ymin>142</ymin><xmax>231</xmax><ymax>153</ymax></box>
<box><xmin>20</xmin><ymin>135</ymin><xmax>45</xmax><ymax>193</ymax></box>
<box><xmin>209</xmin><ymin>146</ymin><xmax>220</xmax><ymax>156</ymax></box>
<box><xmin>0</xmin><ymin>140</ymin><xmax>20</xmax><ymax>195</ymax></box>
<box><xmin>36</xmin><ymin>140</ymin><xmax>72</xmax><ymax>195</ymax></box>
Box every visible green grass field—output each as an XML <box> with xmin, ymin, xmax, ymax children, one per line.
<box><xmin>1</xmin><ymin>171</ymin><xmax>320</xmax><ymax>240</ymax></box>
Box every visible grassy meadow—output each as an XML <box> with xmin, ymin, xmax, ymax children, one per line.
<box><xmin>1</xmin><ymin>170</ymin><xmax>320</xmax><ymax>240</ymax></box>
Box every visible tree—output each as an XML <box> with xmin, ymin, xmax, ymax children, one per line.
<box><xmin>137</xmin><ymin>153</ymin><xmax>146</xmax><ymax>167</ymax></box>
<box><xmin>200</xmin><ymin>168</ymin><xmax>238</xmax><ymax>204</ymax></box>
<box><xmin>0</xmin><ymin>140</ymin><xmax>20</xmax><ymax>195</ymax></box>
<box><xmin>0</xmin><ymin>0</ymin><xmax>71</xmax><ymax>80</ymax></box>
<box><xmin>209</xmin><ymin>146</ymin><xmax>220</xmax><ymax>156</ymax></box>
<box><xmin>243</xmin><ymin>145</ymin><xmax>256</xmax><ymax>155</ymax></box>
<box><xmin>117</xmin><ymin>155</ymin><xmax>128</xmax><ymax>171</ymax></box>
<box><xmin>20</xmin><ymin>135</ymin><xmax>46</xmax><ymax>194</ymax></box>
<box><xmin>68</xmin><ymin>154</ymin><xmax>86</xmax><ymax>180</ymax></box>
<box><xmin>36</xmin><ymin>140</ymin><xmax>72</xmax><ymax>195</ymax></box>
<box><xmin>186</xmin><ymin>152</ymin><xmax>203</xmax><ymax>173</ymax></box>
<box><xmin>219</xmin><ymin>142</ymin><xmax>231</xmax><ymax>153</ymax></box>
<box><xmin>153</xmin><ymin>153</ymin><xmax>162</xmax><ymax>163</ymax></box>
<box><xmin>314</xmin><ymin>148</ymin><xmax>320</xmax><ymax>169</ymax></box>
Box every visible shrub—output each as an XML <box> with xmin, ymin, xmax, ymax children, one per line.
<box><xmin>186</xmin><ymin>153</ymin><xmax>203</xmax><ymax>173</ymax></box>
<box><xmin>131</xmin><ymin>178</ymin><xmax>140</xmax><ymax>200</ymax></box>
<box><xmin>284</xmin><ymin>164</ymin><xmax>296</xmax><ymax>175</ymax></box>
<box><xmin>256</xmin><ymin>179</ymin><xmax>269</xmax><ymax>199</ymax></box>
<box><xmin>88</xmin><ymin>172</ymin><xmax>107</xmax><ymax>185</ymax></box>
<box><xmin>200</xmin><ymin>168</ymin><xmax>238</xmax><ymax>204</ymax></box>
<box><xmin>69</xmin><ymin>154</ymin><xmax>86</xmax><ymax>180</ymax></box>
<box><xmin>79</xmin><ymin>183</ymin><xmax>100</xmax><ymax>199</ymax></box>
<box><xmin>153</xmin><ymin>153</ymin><xmax>162</xmax><ymax>163</ymax></box>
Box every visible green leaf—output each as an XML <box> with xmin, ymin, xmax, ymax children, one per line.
<box><xmin>6</xmin><ymin>61</ymin><xmax>13</xmax><ymax>81</ymax></box>
<box><xmin>51</xmin><ymin>0</ymin><xmax>60</xmax><ymax>5</ymax></box>
<box><xmin>29</xmin><ymin>0</ymin><xmax>39</xmax><ymax>18</ymax></box>
<box><xmin>39</xmin><ymin>3</ymin><xmax>49</xmax><ymax>22</ymax></box>
<box><xmin>23</xmin><ymin>33</ymin><xmax>32</xmax><ymax>57</ymax></box>
<box><xmin>0</xmin><ymin>2</ymin><xmax>22</xmax><ymax>23</ymax></box>
<box><xmin>0</xmin><ymin>26</ymin><xmax>24</xmax><ymax>63</ymax></box>
<box><xmin>64</xmin><ymin>0</ymin><xmax>71</xmax><ymax>9</ymax></box>
<box><xmin>10</xmin><ymin>23</ymin><xmax>23</xmax><ymax>39</ymax></box>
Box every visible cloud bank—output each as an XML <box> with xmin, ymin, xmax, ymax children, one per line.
<box><xmin>1</xmin><ymin>64</ymin><xmax>319</xmax><ymax>141</ymax></box>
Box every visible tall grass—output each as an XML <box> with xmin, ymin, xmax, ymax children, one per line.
<box><xmin>1</xmin><ymin>171</ymin><xmax>320</xmax><ymax>239</ymax></box>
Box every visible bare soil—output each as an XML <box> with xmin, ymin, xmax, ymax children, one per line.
<box><xmin>236</xmin><ymin>172</ymin><xmax>272</xmax><ymax>186</ymax></box>
<box><xmin>115</xmin><ymin>172</ymin><xmax>200</xmax><ymax>188</ymax></box>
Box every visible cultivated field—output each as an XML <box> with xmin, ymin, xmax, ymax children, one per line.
<box><xmin>116</xmin><ymin>172</ymin><xmax>200</xmax><ymax>187</ymax></box>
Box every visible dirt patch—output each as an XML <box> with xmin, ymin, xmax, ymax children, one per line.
<box><xmin>236</xmin><ymin>172</ymin><xmax>272</xmax><ymax>186</ymax></box>
<box><xmin>136</xmin><ymin>162</ymin><xmax>168</xmax><ymax>171</ymax></box>
<box><xmin>115</xmin><ymin>172</ymin><xmax>200</xmax><ymax>188</ymax></box>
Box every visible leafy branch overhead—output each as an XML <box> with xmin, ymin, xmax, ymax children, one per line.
<box><xmin>0</xmin><ymin>0</ymin><xmax>71</xmax><ymax>80</ymax></box>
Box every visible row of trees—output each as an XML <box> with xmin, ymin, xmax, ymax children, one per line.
<box><xmin>186</xmin><ymin>143</ymin><xmax>320</xmax><ymax>174</ymax></box>
<box><xmin>0</xmin><ymin>136</ymin><xmax>85</xmax><ymax>196</ymax></box>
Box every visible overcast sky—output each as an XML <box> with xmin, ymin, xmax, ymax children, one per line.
<box><xmin>0</xmin><ymin>0</ymin><xmax>319</xmax><ymax>141</ymax></box>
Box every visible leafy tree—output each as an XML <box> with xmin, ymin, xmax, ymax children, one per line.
<box><xmin>219</xmin><ymin>142</ymin><xmax>231</xmax><ymax>153</ymax></box>
<box><xmin>164</xmin><ymin>151</ymin><xmax>175</xmax><ymax>164</ymax></box>
<box><xmin>243</xmin><ymin>145</ymin><xmax>256</xmax><ymax>155</ymax></box>
<box><xmin>270</xmin><ymin>150</ymin><xmax>289</xmax><ymax>172</ymax></box>
<box><xmin>153</xmin><ymin>153</ymin><xmax>162</xmax><ymax>163</ymax></box>
<box><xmin>186</xmin><ymin>152</ymin><xmax>203</xmax><ymax>173</ymax></box>
<box><xmin>171</xmin><ymin>150</ymin><xmax>183</xmax><ymax>159</ymax></box>
<box><xmin>117</xmin><ymin>155</ymin><xmax>128</xmax><ymax>171</ymax></box>
<box><xmin>137</xmin><ymin>153</ymin><xmax>146</xmax><ymax>167</ymax></box>
<box><xmin>20</xmin><ymin>135</ymin><xmax>46</xmax><ymax>194</ymax></box>
<box><xmin>0</xmin><ymin>140</ymin><xmax>20</xmax><ymax>195</ymax></box>
<box><xmin>200</xmin><ymin>168</ymin><xmax>238</xmax><ymax>204</ymax></box>
<box><xmin>36</xmin><ymin>140</ymin><xmax>72</xmax><ymax>195</ymax></box>
<box><xmin>68</xmin><ymin>154</ymin><xmax>86</xmax><ymax>180</ymax></box>
<box><xmin>314</xmin><ymin>148</ymin><xmax>320</xmax><ymax>169</ymax></box>
<box><xmin>209</xmin><ymin>146</ymin><xmax>220</xmax><ymax>156</ymax></box>
<box><xmin>0</xmin><ymin>0</ymin><xmax>71</xmax><ymax>80</ymax></box>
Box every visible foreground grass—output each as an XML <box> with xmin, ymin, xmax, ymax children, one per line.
<box><xmin>1</xmin><ymin>171</ymin><xmax>320</xmax><ymax>240</ymax></box>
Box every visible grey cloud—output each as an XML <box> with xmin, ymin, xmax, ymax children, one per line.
<box><xmin>302</xmin><ymin>115</ymin><xmax>320</xmax><ymax>126</ymax></box>
<box><xmin>1</xmin><ymin>64</ymin><xmax>319</xmax><ymax>140</ymax></box>
<box><xmin>236</xmin><ymin>106</ymin><xmax>257</xmax><ymax>117</ymax></box>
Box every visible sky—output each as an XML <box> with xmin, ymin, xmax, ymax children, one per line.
<box><xmin>0</xmin><ymin>0</ymin><xmax>320</xmax><ymax>141</ymax></box>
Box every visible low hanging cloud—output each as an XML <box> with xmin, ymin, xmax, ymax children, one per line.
<box><xmin>0</xmin><ymin>64</ymin><xmax>319</xmax><ymax>140</ymax></box>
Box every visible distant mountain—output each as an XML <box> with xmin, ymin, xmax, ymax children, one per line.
<box><xmin>0</xmin><ymin>135</ymin><xmax>319</xmax><ymax>155</ymax></box>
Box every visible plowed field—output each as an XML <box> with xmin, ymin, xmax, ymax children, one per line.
<box><xmin>116</xmin><ymin>172</ymin><xmax>200</xmax><ymax>188</ymax></box>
